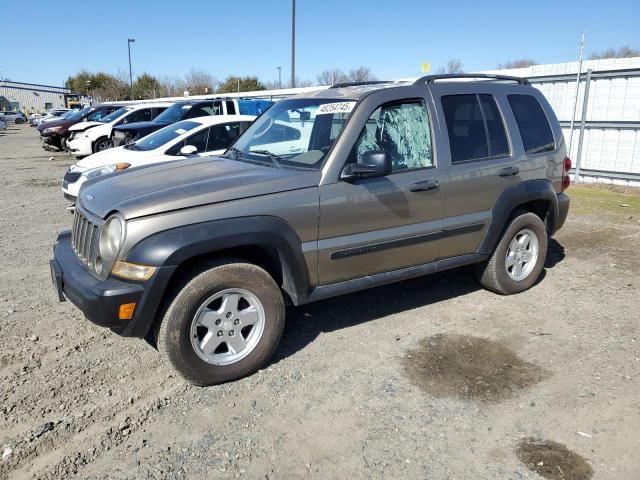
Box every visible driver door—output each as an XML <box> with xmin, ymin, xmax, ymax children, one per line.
<box><xmin>317</xmin><ymin>98</ymin><xmax>445</xmax><ymax>285</ymax></box>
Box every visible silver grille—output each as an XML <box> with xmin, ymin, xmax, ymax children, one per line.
<box><xmin>71</xmin><ymin>208</ymin><xmax>101</xmax><ymax>272</ymax></box>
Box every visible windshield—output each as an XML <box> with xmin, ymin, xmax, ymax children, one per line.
<box><xmin>86</xmin><ymin>108</ymin><xmax>113</xmax><ymax>122</ymax></box>
<box><xmin>226</xmin><ymin>98</ymin><xmax>355</xmax><ymax>170</ymax></box>
<box><xmin>100</xmin><ymin>107</ymin><xmax>132</xmax><ymax>123</ymax></box>
<box><xmin>61</xmin><ymin>110</ymin><xmax>77</xmax><ymax>118</ymax></box>
<box><xmin>67</xmin><ymin>107</ymin><xmax>91</xmax><ymax>121</ymax></box>
<box><xmin>128</xmin><ymin>120</ymin><xmax>201</xmax><ymax>151</ymax></box>
<box><xmin>153</xmin><ymin>103</ymin><xmax>191</xmax><ymax>123</ymax></box>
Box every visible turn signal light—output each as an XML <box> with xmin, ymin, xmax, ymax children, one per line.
<box><xmin>115</xmin><ymin>163</ymin><xmax>131</xmax><ymax>171</ymax></box>
<box><xmin>118</xmin><ymin>303</ymin><xmax>136</xmax><ymax>320</ymax></box>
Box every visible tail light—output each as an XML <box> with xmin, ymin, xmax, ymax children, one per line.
<box><xmin>561</xmin><ymin>156</ymin><xmax>572</xmax><ymax>191</ymax></box>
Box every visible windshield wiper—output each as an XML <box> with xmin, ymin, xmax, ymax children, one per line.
<box><xmin>251</xmin><ymin>149</ymin><xmax>282</xmax><ymax>168</ymax></box>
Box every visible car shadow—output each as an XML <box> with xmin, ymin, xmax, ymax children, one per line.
<box><xmin>272</xmin><ymin>240</ymin><xmax>567</xmax><ymax>364</ymax></box>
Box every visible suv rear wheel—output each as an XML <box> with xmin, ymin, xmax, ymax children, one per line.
<box><xmin>476</xmin><ymin>211</ymin><xmax>547</xmax><ymax>295</ymax></box>
<box><xmin>156</xmin><ymin>260</ymin><xmax>285</xmax><ymax>386</ymax></box>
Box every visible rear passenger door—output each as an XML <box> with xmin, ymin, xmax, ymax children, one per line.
<box><xmin>431</xmin><ymin>88</ymin><xmax>519</xmax><ymax>258</ymax></box>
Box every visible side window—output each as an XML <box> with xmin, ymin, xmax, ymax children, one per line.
<box><xmin>442</xmin><ymin>95</ymin><xmax>488</xmax><ymax>163</ymax></box>
<box><xmin>479</xmin><ymin>95</ymin><xmax>509</xmax><ymax>157</ymax></box>
<box><xmin>225</xmin><ymin>101</ymin><xmax>236</xmax><ymax>115</ymax></box>
<box><xmin>122</xmin><ymin>108</ymin><xmax>152</xmax><ymax>124</ymax></box>
<box><xmin>185</xmin><ymin>105</ymin><xmax>213</xmax><ymax>119</ymax></box>
<box><xmin>183</xmin><ymin>128</ymin><xmax>209</xmax><ymax>153</ymax></box>
<box><xmin>212</xmin><ymin>101</ymin><xmax>223</xmax><ymax>115</ymax></box>
<box><xmin>352</xmin><ymin>99</ymin><xmax>433</xmax><ymax>171</ymax></box>
<box><xmin>206</xmin><ymin>123</ymin><xmax>241</xmax><ymax>151</ymax></box>
<box><xmin>508</xmin><ymin>94</ymin><xmax>555</xmax><ymax>155</ymax></box>
<box><xmin>442</xmin><ymin>94</ymin><xmax>510</xmax><ymax>163</ymax></box>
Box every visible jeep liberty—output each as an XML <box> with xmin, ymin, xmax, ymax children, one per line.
<box><xmin>51</xmin><ymin>74</ymin><xmax>571</xmax><ymax>386</ymax></box>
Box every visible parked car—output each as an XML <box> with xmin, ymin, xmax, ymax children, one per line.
<box><xmin>38</xmin><ymin>104</ymin><xmax>125</xmax><ymax>151</ymax></box>
<box><xmin>62</xmin><ymin>115</ymin><xmax>255</xmax><ymax>201</ymax></box>
<box><xmin>0</xmin><ymin>111</ymin><xmax>28</xmax><ymax>124</ymax></box>
<box><xmin>36</xmin><ymin>109</ymin><xmax>74</xmax><ymax>127</ymax></box>
<box><xmin>110</xmin><ymin>98</ymin><xmax>272</xmax><ymax>147</ymax></box>
<box><xmin>50</xmin><ymin>75</ymin><xmax>571</xmax><ymax>386</ymax></box>
<box><xmin>66</xmin><ymin>102</ymin><xmax>173</xmax><ymax>157</ymax></box>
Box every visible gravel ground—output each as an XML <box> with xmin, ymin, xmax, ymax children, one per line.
<box><xmin>1</xmin><ymin>123</ymin><xmax>639</xmax><ymax>480</ymax></box>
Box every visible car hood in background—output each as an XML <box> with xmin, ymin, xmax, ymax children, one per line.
<box><xmin>69</xmin><ymin>121</ymin><xmax>104</xmax><ymax>132</ymax></box>
<box><xmin>79</xmin><ymin>156</ymin><xmax>321</xmax><ymax>219</ymax></box>
<box><xmin>76</xmin><ymin>147</ymin><xmax>143</xmax><ymax>169</ymax></box>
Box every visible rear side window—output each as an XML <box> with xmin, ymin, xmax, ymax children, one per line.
<box><xmin>442</xmin><ymin>94</ymin><xmax>509</xmax><ymax>163</ymax></box>
<box><xmin>225</xmin><ymin>101</ymin><xmax>236</xmax><ymax>115</ymax></box>
<box><xmin>508</xmin><ymin>94</ymin><xmax>555</xmax><ymax>155</ymax></box>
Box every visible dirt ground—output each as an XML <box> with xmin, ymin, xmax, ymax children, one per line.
<box><xmin>1</xmin><ymin>123</ymin><xmax>639</xmax><ymax>480</ymax></box>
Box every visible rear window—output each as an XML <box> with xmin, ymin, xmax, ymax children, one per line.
<box><xmin>442</xmin><ymin>94</ymin><xmax>509</xmax><ymax>163</ymax></box>
<box><xmin>508</xmin><ymin>94</ymin><xmax>555</xmax><ymax>155</ymax></box>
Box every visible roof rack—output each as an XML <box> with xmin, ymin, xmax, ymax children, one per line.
<box><xmin>329</xmin><ymin>80</ymin><xmax>394</xmax><ymax>89</ymax></box>
<box><xmin>414</xmin><ymin>74</ymin><xmax>529</xmax><ymax>85</ymax></box>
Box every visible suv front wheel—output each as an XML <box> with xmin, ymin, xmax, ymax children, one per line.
<box><xmin>156</xmin><ymin>260</ymin><xmax>285</xmax><ymax>386</ymax></box>
<box><xmin>476</xmin><ymin>211</ymin><xmax>548</xmax><ymax>295</ymax></box>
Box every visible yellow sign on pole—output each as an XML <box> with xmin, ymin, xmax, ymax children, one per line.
<box><xmin>421</xmin><ymin>62</ymin><xmax>431</xmax><ymax>73</ymax></box>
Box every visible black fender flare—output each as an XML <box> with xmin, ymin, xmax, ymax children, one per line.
<box><xmin>124</xmin><ymin>216</ymin><xmax>312</xmax><ymax>305</ymax></box>
<box><xmin>476</xmin><ymin>180</ymin><xmax>559</xmax><ymax>255</ymax></box>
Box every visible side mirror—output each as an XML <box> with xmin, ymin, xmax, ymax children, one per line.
<box><xmin>341</xmin><ymin>150</ymin><xmax>392</xmax><ymax>181</ymax></box>
<box><xmin>180</xmin><ymin>145</ymin><xmax>198</xmax><ymax>156</ymax></box>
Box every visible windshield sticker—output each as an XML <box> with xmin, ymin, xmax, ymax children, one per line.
<box><xmin>316</xmin><ymin>102</ymin><xmax>356</xmax><ymax>115</ymax></box>
<box><xmin>174</xmin><ymin>128</ymin><xmax>187</xmax><ymax>135</ymax></box>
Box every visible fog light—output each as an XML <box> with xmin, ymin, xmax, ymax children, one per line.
<box><xmin>118</xmin><ymin>303</ymin><xmax>136</xmax><ymax>320</ymax></box>
<box><xmin>111</xmin><ymin>261</ymin><xmax>156</xmax><ymax>281</ymax></box>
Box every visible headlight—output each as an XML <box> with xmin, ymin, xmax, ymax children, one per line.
<box><xmin>43</xmin><ymin>126</ymin><xmax>61</xmax><ymax>134</ymax></box>
<box><xmin>99</xmin><ymin>215</ymin><xmax>125</xmax><ymax>263</ymax></box>
<box><xmin>83</xmin><ymin>163</ymin><xmax>130</xmax><ymax>180</ymax></box>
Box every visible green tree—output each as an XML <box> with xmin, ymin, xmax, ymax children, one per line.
<box><xmin>132</xmin><ymin>73</ymin><xmax>161</xmax><ymax>99</ymax></box>
<box><xmin>217</xmin><ymin>76</ymin><xmax>266</xmax><ymax>93</ymax></box>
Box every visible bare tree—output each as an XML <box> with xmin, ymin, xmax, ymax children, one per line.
<box><xmin>287</xmin><ymin>77</ymin><xmax>314</xmax><ymax>88</ymax></box>
<box><xmin>435</xmin><ymin>59</ymin><xmax>464</xmax><ymax>74</ymax></box>
<box><xmin>589</xmin><ymin>45</ymin><xmax>640</xmax><ymax>59</ymax></box>
<box><xmin>184</xmin><ymin>68</ymin><xmax>217</xmax><ymax>95</ymax></box>
<box><xmin>158</xmin><ymin>75</ymin><xmax>186</xmax><ymax>97</ymax></box>
<box><xmin>347</xmin><ymin>66</ymin><xmax>377</xmax><ymax>82</ymax></box>
<box><xmin>316</xmin><ymin>68</ymin><xmax>349</xmax><ymax>86</ymax></box>
<box><xmin>498</xmin><ymin>59</ymin><xmax>537</xmax><ymax>69</ymax></box>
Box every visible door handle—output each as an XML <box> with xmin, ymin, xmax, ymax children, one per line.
<box><xmin>498</xmin><ymin>166</ymin><xmax>520</xmax><ymax>177</ymax></box>
<box><xmin>409</xmin><ymin>180</ymin><xmax>440</xmax><ymax>192</ymax></box>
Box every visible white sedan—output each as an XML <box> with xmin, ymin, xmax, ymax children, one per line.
<box><xmin>62</xmin><ymin>114</ymin><xmax>256</xmax><ymax>201</ymax></box>
<box><xmin>66</xmin><ymin>102</ymin><xmax>173</xmax><ymax>157</ymax></box>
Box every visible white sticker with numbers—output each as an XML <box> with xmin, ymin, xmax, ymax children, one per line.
<box><xmin>316</xmin><ymin>101</ymin><xmax>356</xmax><ymax>115</ymax></box>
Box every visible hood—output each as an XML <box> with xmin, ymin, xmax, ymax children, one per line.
<box><xmin>69</xmin><ymin>121</ymin><xmax>103</xmax><ymax>132</ymax></box>
<box><xmin>113</xmin><ymin>121</ymin><xmax>168</xmax><ymax>133</ymax></box>
<box><xmin>76</xmin><ymin>147</ymin><xmax>141</xmax><ymax>169</ymax></box>
<box><xmin>79</xmin><ymin>156</ymin><xmax>321</xmax><ymax>219</ymax></box>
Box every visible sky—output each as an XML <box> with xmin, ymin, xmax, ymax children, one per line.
<box><xmin>2</xmin><ymin>0</ymin><xmax>639</xmax><ymax>87</ymax></box>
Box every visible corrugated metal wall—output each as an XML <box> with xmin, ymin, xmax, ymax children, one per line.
<box><xmin>0</xmin><ymin>81</ymin><xmax>70</xmax><ymax>112</ymax></box>
<box><xmin>486</xmin><ymin>58</ymin><xmax>640</xmax><ymax>184</ymax></box>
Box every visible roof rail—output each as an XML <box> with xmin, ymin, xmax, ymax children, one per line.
<box><xmin>414</xmin><ymin>74</ymin><xmax>529</xmax><ymax>85</ymax></box>
<box><xmin>329</xmin><ymin>80</ymin><xmax>394</xmax><ymax>89</ymax></box>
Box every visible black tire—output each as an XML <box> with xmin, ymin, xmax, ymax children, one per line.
<box><xmin>93</xmin><ymin>137</ymin><xmax>112</xmax><ymax>152</ymax></box>
<box><xmin>156</xmin><ymin>260</ymin><xmax>285</xmax><ymax>386</ymax></box>
<box><xmin>475</xmin><ymin>211</ymin><xmax>548</xmax><ymax>295</ymax></box>
<box><xmin>59</xmin><ymin>135</ymin><xmax>69</xmax><ymax>152</ymax></box>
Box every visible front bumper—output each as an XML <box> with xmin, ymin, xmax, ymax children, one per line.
<box><xmin>51</xmin><ymin>232</ymin><xmax>175</xmax><ymax>336</ymax></box>
<box><xmin>67</xmin><ymin>135</ymin><xmax>93</xmax><ymax>156</ymax></box>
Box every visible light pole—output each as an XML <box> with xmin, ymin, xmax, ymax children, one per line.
<box><xmin>127</xmin><ymin>38</ymin><xmax>135</xmax><ymax>98</ymax></box>
<box><xmin>277</xmin><ymin>66</ymin><xmax>282</xmax><ymax>89</ymax></box>
<box><xmin>290</xmin><ymin>0</ymin><xmax>296</xmax><ymax>88</ymax></box>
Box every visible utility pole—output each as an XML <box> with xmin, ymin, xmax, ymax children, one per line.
<box><xmin>277</xmin><ymin>66</ymin><xmax>282</xmax><ymax>89</ymax></box>
<box><xmin>127</xmin><ymin>38</ymin><xmax>136</xmax><ymax>98</ymax></box>
<box><xmin>291</xmin><ymin>0</ymin><xmax>296</xmax><ymax>88</ymax></box>
<box><xmin>568</xmin><ymin>31</ymin><xmax>585</xmax><ymax>159</ymax></box>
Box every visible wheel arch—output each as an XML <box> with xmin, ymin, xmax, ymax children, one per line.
<box><xmin>477</xmin><ymin>180</ymin><xmax>559</xmax><ymax>255</ymax></box>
